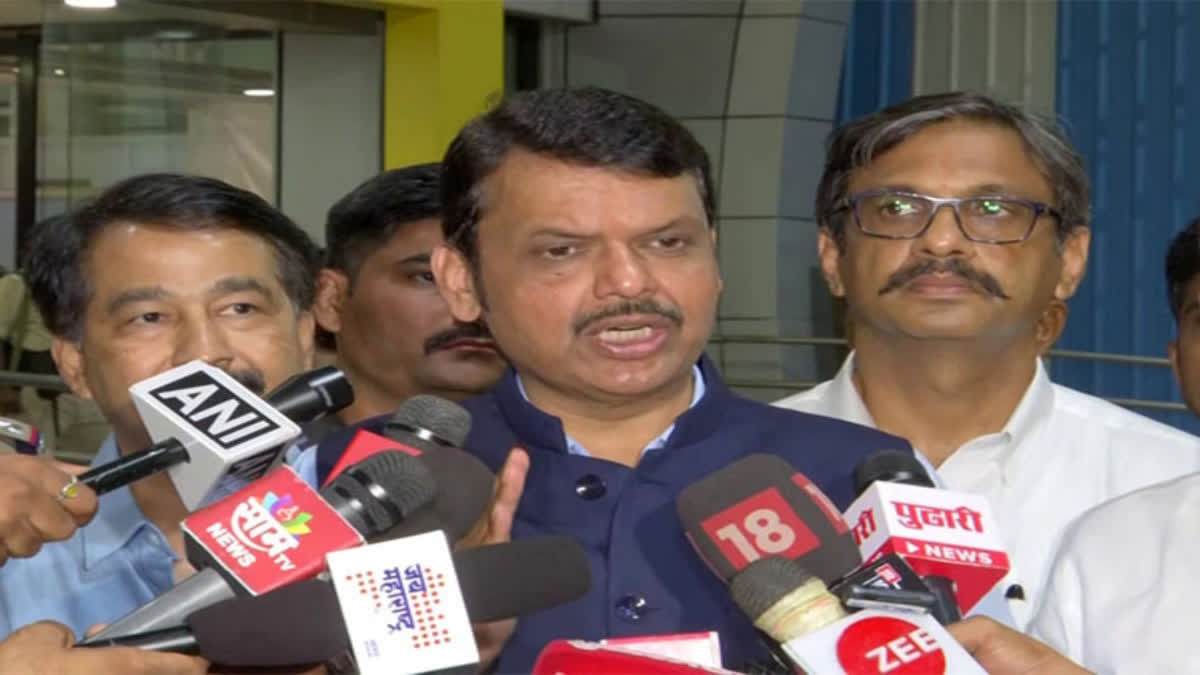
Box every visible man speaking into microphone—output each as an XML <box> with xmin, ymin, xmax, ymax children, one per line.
<box><xmin>0</xmin><ymin>173</ymin><xmax>322</xmax><ymax>638</ymax></box>
<box><xmin>304</xmin><ymin>87</ymin><xmax>916</xmax><ymax>672</ymax></box>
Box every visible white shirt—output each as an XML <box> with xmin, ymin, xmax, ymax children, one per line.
<box><xmin>1032</xmin><ymin>472</ymin><xmax>1200</xmax><ymax>673</ymax></box>
<box><xmin>774</xmin><ymin>352</ymin><xmax>1200</xmax><ymax>629</ymax></box>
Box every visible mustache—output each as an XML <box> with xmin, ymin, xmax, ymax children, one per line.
<box><xmin>229</xmin><ymin>368</ymin><xmax>267</xmax><ymax>395</ymax></box>
<box><xmin>572</xmin><ymin>299</ymin><xmax>684</xmax><ymax>335</ymax></box>
<box><xmin>878</xmin><ymin>258</ymin><xmax>1010</xmax><ymax>300</ymax></box>
<box><xmin>423</xmin><ymin>322</ymin><xmax>494</xmax><ymax>355</ymax></box>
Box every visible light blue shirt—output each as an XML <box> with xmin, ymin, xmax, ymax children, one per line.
<box><xmin>0</xmin><ymin>437</ymin><xmax>178</xmax><ymax>638</ymax></box>
<box><xmin>515</xmin><ymin>365</ymin><xmax>707</xmax><ymax>457</ymax></box>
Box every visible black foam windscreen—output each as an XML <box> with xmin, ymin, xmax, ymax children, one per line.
<box><xmin>677</xmin><ymin>454</ymin><xmax>862</xmax><ymax>584</ymax></box>
<box><xmin>387</xmin><ymin>394</ymin><xmax>472</xmax><ymax>449</ymax></box>
<box><xmin>188</xmin><ymin>579</ymin><xmax>350</xmax><ymax>667</ymax></box>
<box><xmin>454</xmin><ymin>536</ymin><xmax>592</xmax><ymax>623</ymax></box>
<box><xmin>852</xmin><ymin>450</ymin><xmax>935</xmax><ymax>496</ymax></box>
<box><xmin>729</xmin><ymin>555</ymin><xmax>816</xmax><ymax>622</ymax></box>
<box><xmin>325</xmin><ymin>451</ymin><xmax>438</xmax><ymax>536</ymax></box>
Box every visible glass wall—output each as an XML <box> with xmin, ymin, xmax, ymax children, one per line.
<box><xmin>38</xmin><ymin>3</ymin><xmax>278</xmax><ymax>218</ymax></box>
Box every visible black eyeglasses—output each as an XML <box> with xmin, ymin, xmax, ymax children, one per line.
<box><xmin>837</xmin><ymin>189</ymin><xmax>1062</xmax><ymax>244</ymax></box>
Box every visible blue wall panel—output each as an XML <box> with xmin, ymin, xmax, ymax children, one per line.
<box><xmin>836</xmin><ymin>0</ymin><xmax>914</xmax><ymax>125</ymax></box>
<box><xmin>1056</xmin><ymin>0</ymin><xmax>1200</xmax><ymax>432</ymax></box>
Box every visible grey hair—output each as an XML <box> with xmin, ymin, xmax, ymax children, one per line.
<box><xmin>815</xmin><ymin>92</ymin><xmax>1091</xmax><ymax>246</ymax></box>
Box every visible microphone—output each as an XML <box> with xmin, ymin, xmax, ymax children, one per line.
<box><xmin>676</xmin><ymin>453</ymin><xmax>862</xmax><ymax>584</ymax></box>
<box><xmin>327</xmin><ymin>531</ymin><xmax>594</xmax><ymax>674</ymax></box>
<box><xmin>261</xmin><ymin>365</ymin><xmax>353</xmax><ymax>423</ymax></box>
<box><xmin>730</xmin><ymin>556</ymin><xmax>986</xmax><ymax>674</ymax></box>
<box><xmin>85</xmin><ymin>450</ymin><xmax>435</xmax><ymax>641</ymax></box>
<box><xmin>328</xmin><ymin>394</ymin><xmax>495</xmax><ymax>540</ymax></box>
<box><xmin>81</xmin><ymin>579</ymin><xmax>349</xmax><ymax>669</ymax></box>
<box><xmin>846</xmin><ymin>451</ymin><xmax>1010</xmax><ymax>616</ymax></box>
<box><xmin>97</xmin><ymin>536</ymin><xmax>593</xmax><ymax>672</ymax></box>
<box><xmin>77</xmin><ymin>362</ymin><xmax>353</xmax><ymax>508</ymax></box>
<box><xmin>532</xmin><ymin>640</ymin><xmax>744</xmax><ymax>675</ymax></box>
<box><xmin>0</xmin><ymin>416</ymin><xmax>41</xmax><ymax>454</ymax></box>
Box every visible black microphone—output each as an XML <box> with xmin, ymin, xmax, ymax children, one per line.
<box><xmin>329</xmin><ymin>394</ymin><xmax>495</xmax><ymax>541</ymax></box>
<box><xmin>90</xmin><ymin>536</ymin><xmax>593</xmax><ymax>668</ymax></box>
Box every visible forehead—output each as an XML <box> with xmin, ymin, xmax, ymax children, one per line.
<box><xmin>478</xmin><ymin>149</ymin><xmax>708</xmax><ymax>235</ymax></box>
<box><xmin>375</xmin><ymin>217</ymin><xmax>442</xmax><ymax>255</ymax></box>
<box><xmin>85</xmin><ymin>222</ymin><xmax>283</xmax><ymax>293</ymax></box>
<box><xmin>847</xmin><ymin>119</ymin><xmax>1053</xmax><ymax>198</ymax></box>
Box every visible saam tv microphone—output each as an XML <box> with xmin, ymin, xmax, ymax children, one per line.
<box><xmin>677</xmin><ymin>453</ymin><xmax>862</xmax><ymax>584</ymax></box>
<box><xmin>76</xmin><ymin>362</ymin><xmax>353</xmax><ymax>508</ymax></box>
<box><xmin>847</xmin><ymin>451</ymin><xmax>1010</xmax><ymax>616</ymax></box>
<box><xmin>731</xmin><ymin>556</ymin><xmax>986</xmax><ymax>674</ymax></box>
<box><xmin>85</xmin><ymin>450</ymin><xmax>435</xmax><ymax>642</ymax></box>
<box><xmin>328</xmin><ymin>394</ymin><xmax>495</xmax><ymax>540</ymax></box>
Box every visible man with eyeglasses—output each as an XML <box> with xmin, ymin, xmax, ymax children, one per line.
<box><xmin>775</xmin><ymin>92</ymin><xmax>1200</xmax><ymax>630</ymax></box>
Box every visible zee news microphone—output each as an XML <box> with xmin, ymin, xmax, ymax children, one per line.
<box><xmin>730</xmin><ymin>555</ymin><xmax>986</xmax><ymax>674</ymax></box>
<box><xmin>77</xmin><ymin>362</ymin><xmax>352</xmax><ymax>508</ymax></box>
<box><xmin>85</xmin><ymin>450</ymin><xmax>434</xmax><ymax>642</ymax></box>
<box><xmin>847</xmin><ymin>451</ymin><xmax>1010</xmax><ymax>617</ymax></box>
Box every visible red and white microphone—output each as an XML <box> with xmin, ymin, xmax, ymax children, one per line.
<box><xmin>532</xmin><ymin>639</ymin><xmax>743</xmax><ymax>675</ymax></box>
<box><xmin>324</xmin><ymin>395</ymin><xmax>495</xmax><ymax>540</ymax></box>
<box><xmin>730</xmin><ymin>555</ymin><xmax>986</xmax><ymax>675</ymax></box>
<box><xmin>845</xmin><ymin>453</ymin><xmax>1010</xmax><ymax>616</ymax></box>
<box><xmin>85</xmin><ymin>451</ymin><xmax>436</xmax><ymax>642</ymax></box>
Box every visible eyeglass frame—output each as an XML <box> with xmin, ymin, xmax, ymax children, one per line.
<box><xmin>832</xmin><ymin>188</ymin><xmax>1063</xmax><ymax>244</ymax></box>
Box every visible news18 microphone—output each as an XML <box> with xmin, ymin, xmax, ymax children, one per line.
<box><xmin>731</xmin><ymin>556</ymin><xmax>987</xmax><ymax>674</ymax></box>
<box><xmin>76</xmin><ymin>361</ymin><xmax>353</xmax><ymax>509</ymax></box>
<box><xmin>846</xmin><ymin>451</ymin><xmax>1010</xmax><ymax>616</ymax></box>
<box><xmin>85</xmin><ymin>451</ymin><xmax>436</xmax><ymax>641</ymax></box>
<box><xmin>327</xmin><ymin>395</ymin><xmax>495</xmax><ymax>540</ymax></box>
<box><xmin>676</xmin><ymin>454</ymin><xmax>862</xmax><ymax>585</ymax></box>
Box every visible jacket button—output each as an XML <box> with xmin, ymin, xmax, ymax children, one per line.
<box><xmin>574</xmin><ymin>474</ymin><xmax>607</xmax><ymax>500</ymax></box>
<box><xmin>615</xmin><ymin>594</ymin><xmax>647</xmax><ymax>621</ymax></box>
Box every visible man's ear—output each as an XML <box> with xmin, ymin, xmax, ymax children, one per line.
<box><xmin>817</xmin><ymin>226</ymin><xmax>847</xmax><ymax>298</ymax></box>
<box><xmin>432</xmin><ymin>244</ymin><xmax>483</xmax><ymax>322</ymax></box>
<box><xmin>1169</xmin><ymin>337</ymin><xmax>1181</xmax><ymax>389</ymax></box>
<box><xmin>51</xmin><ymin>337</ymin><xmax>93</xmax><ymax>400</ymax></box>
<box><xmin>1055</xmin><ymin>226</ymin><xmax>1091</xmax><ymax>300</ymax></box>
<box><xmin>312</xmin><ymin>269</ymin><xmax>349</xmax><ymax>334</ymax></box>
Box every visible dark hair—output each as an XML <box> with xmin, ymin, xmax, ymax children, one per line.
<box><xmin>440</xmin><ymin>86</ymin><xmax>715</xmax><ymax>266</ymax></box>
<box><xmin>1167</xmin><ymin>217</ymin><xmax>1200</xmax><ymax>321</ymax></box>
<box><xmin>25</xmin><ymin>173</ymin><xmax>321</xmax><ymax>341</ymax></box>
<box><xmin>816</xmin><ymin>92</ymin><xmax>1091</xmax><ymax>245</ymax></box>
<box><xmin>325</xmin><ymin>163</ymin><xmax>441</xmax><ymax>282</ymax></box>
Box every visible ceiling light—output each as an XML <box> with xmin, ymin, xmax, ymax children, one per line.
<box><xmin>243</xmin><ymin>88</ymin><xmax>274</xmax><ymax>97</ymax></box>
<box><xmin>53</xmin><ymin>68</ymin><xmax>66</xmax><ymax>76</ymax></box>
<box><xmin>65</xmin><ymin>0</ymin><xmax>118</xmax><ymax>8</ymax></box>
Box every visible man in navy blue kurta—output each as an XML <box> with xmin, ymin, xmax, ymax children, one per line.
<box><xmin>309</xmin><ymin>87</ymin><xmax>915</xmax><ymax>672</ymax></box>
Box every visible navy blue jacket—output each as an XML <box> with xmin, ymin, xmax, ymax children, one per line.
<box><xmin>315</xmin><ymin>356</ymin><xmax>912</xmax><ymax>673</ymax></box>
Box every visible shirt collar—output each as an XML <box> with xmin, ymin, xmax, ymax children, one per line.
<box><xmin>831</xmin><ymin>350</ymin><xmax>1055</xmax><ymax>467</ymax></box>
<box><xmin>513</xmin><ymin>364</ymin><xmax>707</xmax><ymax>457</ymax></box>
<box><xmin>80</xmin><ymin>436</ymin><xmax>158</xmax><ymax>571</ymax></box>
